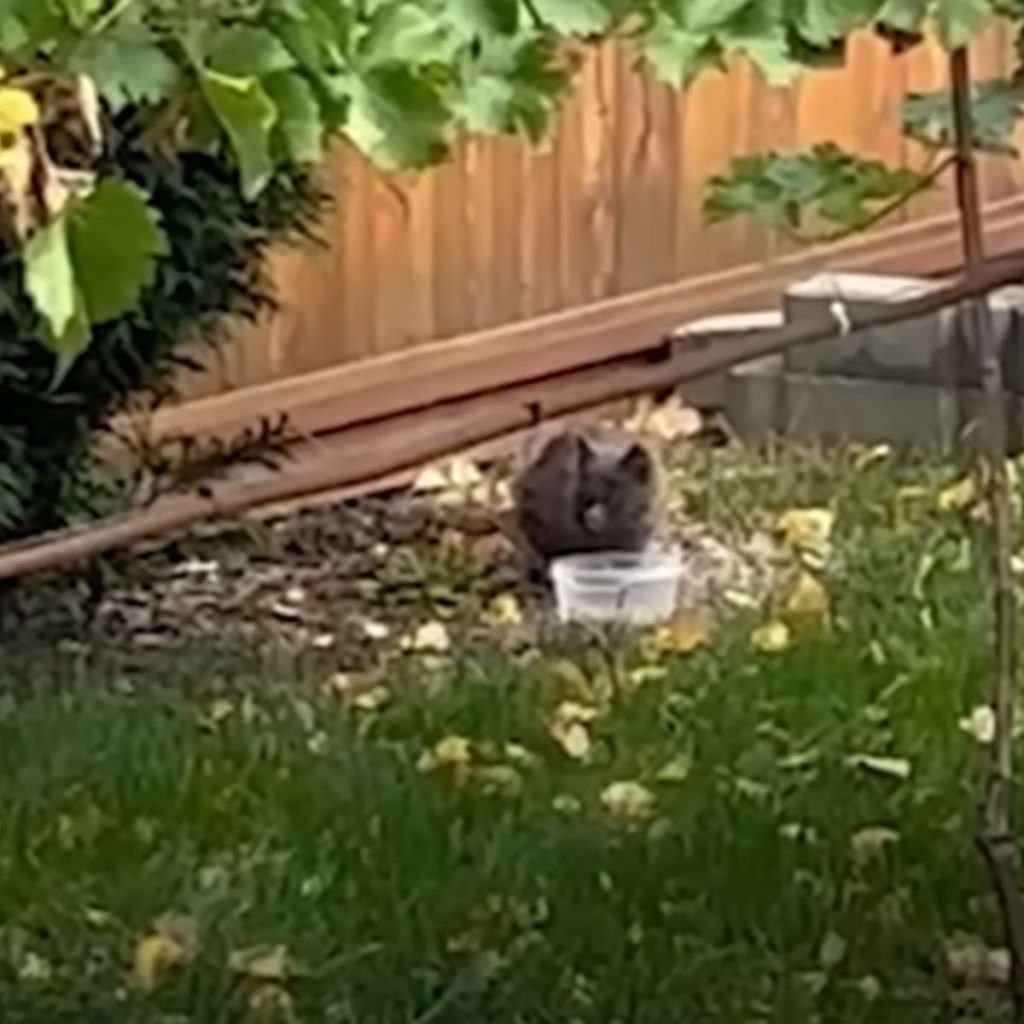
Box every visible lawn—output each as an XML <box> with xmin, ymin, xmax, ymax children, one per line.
<box><xmin>0</xmin><ymin>441</ymin><xmax>1014</xmax><ymax>1022</ymax></box>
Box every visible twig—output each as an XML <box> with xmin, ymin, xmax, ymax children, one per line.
<box><xmin>949</xmin><ymin>45</ymin><xmax>1024</xmax><ymax>1015</ymax></box>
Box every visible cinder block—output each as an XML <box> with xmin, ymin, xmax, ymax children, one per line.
<box><xmin>781</xmin><ymin>273</ymin><xmax>1024</xmax><ymax>391</ymax></box>
<box><xmin>725</xmin><ymin>354</ymin><xmax>1024</xmax><ymax>453</ymax></box>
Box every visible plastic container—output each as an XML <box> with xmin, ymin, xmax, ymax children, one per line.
<box><xmin>550</xmin><ymin>547</ymin><xmax>684</xmax><ymax>626</ymax></box>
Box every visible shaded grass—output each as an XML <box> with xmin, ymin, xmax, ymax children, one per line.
<box><xmin>0</xmin><ymin>445</ymin><xmax>1013</xmax><ymax>1022</ymax></box>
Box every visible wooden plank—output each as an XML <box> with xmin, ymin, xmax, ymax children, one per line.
<box><xmin>138</xmin><ymin>195</ymin><xmax>1024</xmax><ymax>446</ymax></box>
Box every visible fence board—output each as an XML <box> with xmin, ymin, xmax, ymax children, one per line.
<box><xmin>181</xmin><ymin>30</ymin><xmax>1023</xmax><ymax>401</ymax></box>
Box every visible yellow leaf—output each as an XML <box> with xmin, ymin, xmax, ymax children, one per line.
<box><xmin>229</xmin><ymin>944</ymin><xmax>290</xmax><ymax>983</ymax></box>
<box><xmin>411</xmin><ymin>464</ymin><xmax>449</xmax><ymax>493</ymax></box>
<box><xmin>409</xmin><ymin>621</ymin><xmax>451</xmax><ymax>653</ymax></box>
<box><xmin>361</xmin><ymin>618</ymin><xmax>391</xmax><ymax>641</ymax></box>
<box><xmin>18</xmin><ymin>952</ymin><xmax>53</xmax><ymax>981</ymax></box>
<box><xmin>776</xmin><ymin>507</ymin><xmax>834</xmax><ymax>552</ymax></box>
<box><xmin>484</xmin><ymin>592</ymin><xmax>524</xmax><ymax>627</ymax></box>
<box><xmin>600</xmin><ymin>780</ymin><xmax>656</xmax><ymax>822</ymax></box>
<box><xmin>550</xmin><ymin>701</ymin><xmax>599</xmax><ymax>760</ymax></box>
<box><xmin>447</xmin><ymin>456</ymin><xmax>484</xmax><ymax>489</ymax></box>
<box><xmin>959</xmin><ymin>705</ymin><xmax>996</xmax><ymax>745</ymax></box>
<box><xmin>351</xmin><ymin>686</ymin><xmax>390</xmax><ymax>712</ymax></box>
<box><xmin>248</xmin><ymin>982</ymin><xmax>295</xmax><ymax>1021</ymax></box>
<box><xmin>851</xmin><ymin>443</ymin><xmax>891</xmax><ymax>471</ymax></box>
<box><xmin>419</xmin><ymin>734</ymin><xmax>473</xmax><ymax>772</ymax></box>
<box><xmin>471</xmin><ymin>764</ymin><xmax>524</xmax><ymax>798</ymax></box>
<box><xmin>0</xmin><ymin>87</ymin><xmax>38</xmax><ymax>133</ymax></box>
<box><xmin>631</xmin><ymin>395</ymin><xmax>702</xmax><ymax>441</ymax></box>
<box><xmin>751</xmin><ymin>620</ymin><xmax>791</xmax><ymax>652</ymax></box>
<box><xmin>132</xmin><ymin>915</ymin><xmax>197</xmax><ymax>992</ymax></box>
<box><xmin>850</xmin><ymin>826</ymin><xmax>899</xmax><ymax>865</ymax></box>
<box><xmin>784</xmin><ymin>571</ymin><xmax>829</xmax><ymax>620</ymax></box>
<box><xmin>847</xmin><ymin>754</ymin><xmax>911</xmax><ymax>780</ymax></box>
<box><xmin>657</xmin><ymin>609</ymin><xmax>712</xmax><ymax>653</ymax></box>
<box><xmin>937</xmin><ymin>475</ymin><xmax>977</xmax><ymax>512</ymax></box>
<box><xmin>553</xmin><ymin>721</ymin><xmax>591</xmax><ymax>760</ymax></box>
<box><xmin>655</xmin><ymin>754</ymin><xmax>693</xmax><ymax>783</ymax></box>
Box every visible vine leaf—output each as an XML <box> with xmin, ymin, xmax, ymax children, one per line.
<box><xmin>22</xmin><ymin>214</ymin><xmax>90</xmax><ymax>375</ymax></box>
<box><xmin>903</xmin><ymin>80</ymin><xmax>1024</xmax><ymax>155</ymax></box>
<box><xmin>69</xmin><ymin>26</ymin><xmax>178</xmax><ymax>110</ymax></box>
<box><xmin>208</xmin><ymin>25</ymin><xmax>296</xmax><ymax>78</ymax></box>
<box><xmin>529</xmin><ymin>0</ymin><xmax>614</xmax><ymax>36</ymax></box>
<box><xmin>264</xmin><ymin>72</ymin><xmax>323</xmax><ymax>164</ymax></box>
<box><xmin>68</xmin><ymin>179</ymin><xmax>167</xmax><ymax>325</ymax></box>
<box><xmin>344</xmin><ymin>65</ymin><xmax>449</xmax><ymax>168</ymax></box>
<box><xmin>935</xmin><ymin>0</ymin><xmax>994</xmax><ymax>49</ymax></box>
<box><xmin>704</xmin><ymin>143</ymin><xmax>928</xmax><ymax>234</ymax></box>
<box><xmin>199</xmin><ymin>70</ymin><xmax>278</xmax><ymax>200</ymax></box>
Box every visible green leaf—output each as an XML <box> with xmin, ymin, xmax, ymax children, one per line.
<box><xmin>24</xmin><ymin>215</ymin><xmax>77</xmax><ymax>342</ymax></box>
<box><xmin>23</xmin><ymin>215</ymin><xmax>91</xmax><ymax>373</ymax></box>
<box><xmin>878</xmin><ymin>0</ymin><xmax>929</xmax><ymax>31</ymax></box>
<box><xmin>684</xmin><ymin>0</ymin><xmax>757</xmax><ymax>33</ymax></box>
<box><xmin>264</xmin><ymin>72</ymin><xmax>323</xmax><ymax>164</ymax></box>
<box><xmin>67</xmin><ymin>180</ymin><xmax>167</xmax><ymax>325</ymax></box>
<box><xmin>704</xmin><ymin>144</ymin><xmax>930</xmax><ymax>232</ymax></box>
<box><xmin>445</xmin><ymin>0</ymin><xmax>520</xmax><ymax>37</ymax></box>
<box><xmin>199</xmin><ymin>70</ymin><xmax>278</xmax><ymax>199</ymax></box>
<box><xmin>736</xmin><ymin>32</ymin><xmax>805</xmax><ymax>86</ymax></box>
<box><xmin>530</xmin><ymin>0</ymin><xmax>614</xmax><ymax>35</ymax></box>
<box><xmin>345</xmin><ymin>65</ymin><xmax>449</xmax><ymax>168</ymax></box>
<box><xmin>903</xmin><ymin>80</ymin><xmax>1024</xmax><ymax>155</ymax></box>
<box><xmin>208</xmin><ymin>25</ymin><xmax>296</xmax><ymax>77</ymax></box>
<box><xmin>69</xmin><ymin>28</ymin><xmax>178</xmax><ymax>110</ymax></box>
<box><xmin>643</xmin><ymin>18</ymin><xmax>719</xmax><ymax>86</ymax></box>
<box><xmin>936</xmin><ymin>0</ymin><xmax>994</xmax><ymax>49</ymax></box>
<box><xmin>359</xmin><ymin>3</ymin><xmax>458</xmax><ymax>64</ymax></box>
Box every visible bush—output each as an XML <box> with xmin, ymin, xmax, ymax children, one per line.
<box><xmin>0</xmin><ymin>120</ymin><xmax>325</xmax><ymax>539</ymax></box>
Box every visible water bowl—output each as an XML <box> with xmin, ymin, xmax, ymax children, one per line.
<box><xmin>550</xmin><ymin>547</ymin><xmax>685</xmax><ymax>627</ymax></box>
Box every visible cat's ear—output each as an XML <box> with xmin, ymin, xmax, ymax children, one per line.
<box><xmin>620</xmin><ymin>443</ymin><xmax>653</xmax><ymax>484</ymax></box>
<box><xmin>535</xmin><ymin>431</ymin><xmax>585</xmax><ymax>469</ymax></box>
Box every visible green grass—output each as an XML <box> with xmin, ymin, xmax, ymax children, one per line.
<box><xmin>0</xmin><ymin>445</ymin><xmax>1015</xmax><ymax>1022</ymax></box>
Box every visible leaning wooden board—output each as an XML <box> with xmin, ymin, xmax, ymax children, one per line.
<box><xmin>130</xmin><ymin>195</ymin><xmax>1024</xmax><ymax>448</ymax></box>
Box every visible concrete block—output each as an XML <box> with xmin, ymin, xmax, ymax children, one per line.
<box><xmin>725</xmin><ymin>354</ymin><xmax>1024</xmax><ymax>453</ymax></box>
<box><xmin>782</xmin><ymin>272</ymin><xmax>1024</xmax><ymax>390</ymax></box>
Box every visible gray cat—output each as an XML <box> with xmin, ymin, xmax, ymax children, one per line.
<box><xmin>511</xmin><ymin>425</ymin><xmax>660</xmax><ymax>580</ymax></box>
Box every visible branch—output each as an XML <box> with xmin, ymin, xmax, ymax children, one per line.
<box><xmin>950</xmin><ymin>45</ymin><xmax>1024</xmax><ymax>1014</ymax></box>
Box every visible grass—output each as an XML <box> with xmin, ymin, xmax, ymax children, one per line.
<box><xmin>0</xmin><ymin>443</ymin><xmax>1015</xmax><ymax>1022</ymax></box>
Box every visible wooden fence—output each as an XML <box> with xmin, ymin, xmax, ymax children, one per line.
<box><xmin>184</xmin><ymin>26</ymin><xmax>1023</xmax><ymax>401</ymax></box>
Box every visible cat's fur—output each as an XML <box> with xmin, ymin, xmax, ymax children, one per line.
<box><xmin>510</xmin><ymin>424</ymin><xmax>660</xmax><ymax>578</ymax></box>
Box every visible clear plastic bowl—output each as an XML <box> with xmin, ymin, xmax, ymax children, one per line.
<box><xmin>550</xmin><ymin>547</ymin><xmax>684</xmax><ymax>626</ymax></box>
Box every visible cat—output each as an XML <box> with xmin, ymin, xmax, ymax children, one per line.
<box><xmin>510</xmin><ymin>424</ymin><xmax>660</xmax><ymax>581</ymax></box>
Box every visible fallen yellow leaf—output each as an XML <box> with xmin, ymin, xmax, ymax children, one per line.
<box><xmin>132</xmin><ymin>915</ymin><xmax>198</xmax><ymax>992</ymax></box>
<box><xmin>655</xmin><ymin>754</ymin><xmax>693</xmax><ymax>784</ymax></box>
<box><xmin>959</xmin><ymin>705</ymin><xmax>996</xmax><ymax>745</ymax></box>
<box><xmin>937</xmin><ymin>475</ymin><xmax>977</xmax><ymax>512</ymax></box>
<box><xmin>228</xmin><ymin>944</ymin><xmax>290</xmax><ymax>983</ymax></box>
<box><xmin>411</xmin><ymin>464</ymin><xmax>449</xmax><ymax>493</ymax></box>
<box><xmin>751</xmin><ymin>620</ymin><xmax>791</xmax><ymax>653</ymax></box>
<box><xmin>248</xmin><ymin>982</ymin><xmax>295</xmax><ymax>1021</ymax></box>
<box><xmin>409</xmin><ymin>621</ymin><xmax>451</xmax><ymax>653</ymax></box>
<box><xmin>776</xmin><ymin>507</ymin><xmax>834</xmax><ymax>553</ymax></box>
<box><xmin>550</xmin><ymin>701</ymin><xmax>599</xmax><ymax>760</ymax></box>
<box><xmin>784</xmin><ymin>571</ymin><xmax>829</xmax><ymax>620</ymax></box>
<box><xmin>628</xmin><ymin>394</ymin><xmax>702</xmax><ymax>441</ymax></box>
<box><xmin>850</xmin><ymin>826</ymin><xmax>899</xmax><ymax>865</ymax></box>
<box><xmin>485</xmin><ymin>592</ymin><xmax>524</xmax><ymax>627</ymax></box>
<box><xmin>418</xmin><ymin>734</ymin><xmax>474</xmax><ymax>772</ymax></box>
<box><xmin>657</xmin><ymin>609</ymin><xmax>712</xmax><ymax>654</ymax></box>
<box><xmin>600</xmin><ymin>780</ymin><xmax>656</xmax><ymax>822</ymax></box>
<box><xmin>851</xmin><ymin>443</ymin><xmax>891</xmax><ymax>471</ymax></box>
